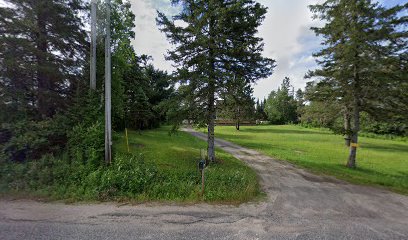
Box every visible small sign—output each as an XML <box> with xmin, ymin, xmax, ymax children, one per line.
<box><xmin>351</xmin><ymin>143</ymin><xmax>359</xmax><ymax>148</ymax></box>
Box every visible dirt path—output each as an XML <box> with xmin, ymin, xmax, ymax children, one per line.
<box><xmin>0</xmin><ymin>128</ymin><xmax>407</xmax><ymax>240</ymax></box>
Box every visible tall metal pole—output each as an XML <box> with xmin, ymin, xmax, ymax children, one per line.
<box><xmin>105</xmin><ymin>0</ymin><xmax>112</xmax><ymax>164</ymax></box>
<box><xmin>90</xmin><ymin>0</ymin><xmax>97</xmax><ymax>90</ymax></box>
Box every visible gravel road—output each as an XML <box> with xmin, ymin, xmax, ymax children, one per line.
<box><xmin>0</xmin><ymin>128</ymin><xmax>407</xmax><ymax>240</ymax></box>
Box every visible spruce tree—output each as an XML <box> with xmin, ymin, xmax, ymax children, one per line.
<box><xmin>157</xmin><ymin>0</ymin><xmax>275</xmax><ymax>162</ymax></box>
<box><xmin>309</xmin><ymin>0</ymin><xmax>407</xmax><ymax>168</ymax></box>
<box><xmin>0</xmin><ymin>0</ymin><xmax>87</xmax><ymax>121</ymax></box>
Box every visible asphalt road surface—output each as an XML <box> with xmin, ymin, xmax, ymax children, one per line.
<box><xmin>0</xmin><ymin>128</ymin><xmax>407</xmax><ymax>240</ymax></box>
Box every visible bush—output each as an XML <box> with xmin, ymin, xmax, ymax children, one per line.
<box><xmin>67</xmin><ymin>121</ymin><xmax>104</xmax><ymax>168</ymax></box>
<box><xmin>0</xmin><ymin>116</ymin><xmax>69</xmax><ymax>162</ymax></box>
<box><xmin>0</xmin><ymin>152</ymin><xmax>161</xmax><ymax>201</ymax></box>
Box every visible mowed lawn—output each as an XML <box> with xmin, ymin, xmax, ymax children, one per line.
<box><xmin>113</xmin><ymin>126</ymin><xmax>260</xmax><ymax>203</ymax></box>
<box><xmin>210</xmin><ymin>125</ymin><xmax>408</xmax><ymax>194</ymax></box>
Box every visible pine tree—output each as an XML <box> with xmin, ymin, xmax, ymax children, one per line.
<box><xmin>0</xmin><ymin>0</ymin><xmax>87</xmax><ymax>121</ymax></box>
<box><xmin>309</xmin><ymin>0</ymin><xmax>407</xmax><ymax>168</ymax></box>
<box><xmin>157</xmin><ymin>0</ymin><xmax>275</xmax><ymax>162</ymax></box>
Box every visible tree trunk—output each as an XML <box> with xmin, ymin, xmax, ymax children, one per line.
<box><xmin>36</xmin><ymin>6</ymin><xmax>51</xmax><ymax>119</ymax></box>
<box><xmin>235</xmin><ymin>106</ymin><xmax>240</xmax><ymax>131</ymax></box>
<box><xmin>347</xmin><ymin>104</ymin><xmax>359</xmax><ymax>168</ymax></box>
<box><xmin>207</xmin><ymin>15</ymin><xmax>216</xmax><ymax>163</ymax></box>
<box><xmin>207</xmin><ymin>105</ymin><xmax>215</xmax><ymax>163</ymax></box>
<box><xmin>343</xmin><ymin>107</ymin><xmax>351</xmax><ymax>147</ymax></box>
<box><xmin>347</xmin><ymin>62</ymin><xmax>360</xmax><ymax>168</ymax></box>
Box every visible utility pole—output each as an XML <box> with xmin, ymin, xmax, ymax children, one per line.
<box><xmin>105</xmin><ymin>0</ymin><xmax>112</xmax><ymax>164</ymax></box>
<box><xmin>90</xmin><ymin>0</ymin><xmax>97</xmax><ymax>90</ymax></box>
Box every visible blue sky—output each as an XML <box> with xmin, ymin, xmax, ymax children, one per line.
<box><xmin>131</xmin><ymin>0</ymin><xmax>407</xmax><ymax>99</ymax></box>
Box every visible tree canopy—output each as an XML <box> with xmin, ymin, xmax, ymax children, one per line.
<box><xmin>157</xmin><ymin>0</ymin><xmax>275</xmax><ymax>162</ymax></box>
<box><xmin>308</xmin><ymin>0</ymin><xmax>408</xmax><ymax>167</ymax></box>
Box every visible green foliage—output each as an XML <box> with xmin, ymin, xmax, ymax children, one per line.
<box><xmin>0</xmin><ymin>0</ymin><xmax>87</xmax><ymax>120</ymax></box>
<box><xmin>300</xmin><ymin>101</ymin><xmax>342</xmax><ymax>130</ymax></box>
<box><xmin>265</xmin><ymin>77</ymin><xmax>298</xmax><ymax>124</ymax></box>
<box><xmin>255</xmin><ymin>98</ymin><xmax>268</xmax><ymax>121</ymax></box>
<box><xmin>158</xmin><ymin>0</ymin><xmax>275</xmax><ymax>160</ymax></box>
<box><xmin>114</xmin><ymin>126</ymin><xmax>260</xmax><ymax>202</ymax></box>
<box><xmin>67</xmin><ymin>121</ymin><xmax>104</xmax><ymax>168</ymax></box>
<box><xmin>0</xmin><ymin>153</ymin><xmax>157</xmax><ymax>200</ymax></box>
<box><xmin>0</xmin><ymin>115</ymin><xmax>69</xmax><ymax>162</ymax></box>
<box><xmin>218</xmin><ymin>76</ymin><xmax>256</xmax><ymax>130</ymax></box>
<box><xmin>301</xmin><ymin>103</ymin><xmax>408</xmax><ymax>137</ymax></box>
<box><xmin>93</xmin><ymin>1</ymin><xmax>174</xmax><ymax>131</ymax></box>
<box><xmin>307</xmin><ymin>0</ymin><xmax>407</xmax><ymax>165</ymax></box>
<box><xmin>97</xmin><ymin>153</ymin><xmax>158</xmax><ymax>199</ymax></box>
<box><xmin>360</xmin><ymin>113</ymin><xmax>407</xmax><ymax>137</ymax></box>
<box><xmin>204</xmin><ymin>166</ymin><xmax>257</xmax><ymax>201</ymax></box>
<box><xmin>0</xmin><ymin>127</ymin><xmax>260</xmax><ymax>203</ymax></box>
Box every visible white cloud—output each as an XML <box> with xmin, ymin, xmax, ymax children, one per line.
<box><xmin>130</xmin><ymin>0</ymin><xmax>175</xmax><ymax>72</ymax></box>
<box><xmin>253</xmin><ymin>0</ymin><xmax>323</xmax><ymax>99</ymax></box>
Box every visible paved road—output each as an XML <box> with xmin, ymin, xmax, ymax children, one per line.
<box><xmin>1</xmin><ymin>128</ymin><xmax>407</xmax><ymax>240</ymax></box>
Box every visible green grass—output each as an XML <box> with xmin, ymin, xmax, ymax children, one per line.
<box><xmin>205</xmin><ymin>125</ymin><xmax>408</xmax><ymax>194</ymax></box>
<box><xmin>113</xmin><ymin>126</ymin><xmax>260</xmax><ymax>203</ymax></box>
<box><xmin>0</xmin><ymin>126</ymin><xmax>259</xmax><ymax>203</ymax></box>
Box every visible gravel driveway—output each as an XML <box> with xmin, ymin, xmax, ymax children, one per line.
<box><xmin>0</xmin><ymin>128</ymin><xmax>407</xmax><ymax>240</ymax></box>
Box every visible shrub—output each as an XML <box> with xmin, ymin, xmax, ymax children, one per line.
<box><xmin>0</xmin><ymin>116</ymin><xmax>68</xmax><ymax>162</ymax></box>
<box><xmin>67</xmin><ymin>121</ymin><xmax>104</xmax><ymax>168</ymax></box>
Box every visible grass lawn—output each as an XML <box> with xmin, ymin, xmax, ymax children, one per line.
<box><xmin>205</xmin><ymin>125</ymin><xmax>408</xmax><ymax>194</ymax></box>
<box><xmin>113</xmin><ymin>126</ymin><xmax>260</xmax><ymax>203</ymax></box>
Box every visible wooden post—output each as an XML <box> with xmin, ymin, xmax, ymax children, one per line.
<box><xmin>90</xmin><ymin>0</ymin><xmax>97</xmax><ymax>90</ymax></box>
<box><xmin>125</xmin><ymin>128</ymin><xmax>130</xmax><ymax>153</ymax></box>
<box><xmin>201</xmin><ymin>168</ymin><xmax>205</xmax><ymax>196</ymax></box>
<box><xmin>104</xmin><ymin>0</ymin><xmax>112</xmax><ymax>164</ymax></box>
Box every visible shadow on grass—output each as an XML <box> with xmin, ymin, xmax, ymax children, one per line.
<box><xmin>235</xmin><ymin>127</ymin><xmax>332</xmax><ymax>136</ymax></box>
<box><xmin>363</xmin><ymin>142</ymin><xmax>408</xmax><ymax>154</ymax></box>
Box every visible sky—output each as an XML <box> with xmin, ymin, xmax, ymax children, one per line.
<box><xmin>130</xmin><ymin>0</ymin><xmax>406</xmax><ymax>100</ymax></box>
<box><xmin>1</xmin><ymin>0</ymin><xmax>405</xmax><ymax>100</ymax></box>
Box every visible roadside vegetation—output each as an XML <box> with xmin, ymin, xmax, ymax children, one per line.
<box><xmin>210</xmin><ymin>125</ymin><xmax>408</xmax><ymax>194</ymax></box>
<box><xmin>0</xmin><ymin>126</ymin><xmax>259</xmax><ymax>203</ymax></box>
<box><xmin>114</xmin><ymin>127</ymin><xmax>259</xmax><ymax>203</ymax></box>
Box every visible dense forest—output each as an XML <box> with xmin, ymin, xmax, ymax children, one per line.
<box><xmin>0</xmin><ymin>0</ymin><xmax>178</xmax><ymax>199</ymax></box>
<box><xmin>0</xmin><ymin>0</ymin><xmax>174</xmax><ymax>163</ymax></box>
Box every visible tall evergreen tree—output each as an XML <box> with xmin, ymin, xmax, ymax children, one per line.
<box><xmin>309</xmin><ymin>0</ymin><xmax>407</xmax><ymax>168</ymax></box>
<box><xmin>0</xmin><ymin>0</ymin><xmax>87</xmax><ymax>121</ymax></box>
<box><xmin>157</xmin><ymin>0</ymin><xmax>275</xmax><ymax>162</ymax></box>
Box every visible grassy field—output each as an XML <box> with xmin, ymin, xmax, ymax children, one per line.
<box><xmin>205</xmin><ymin>125</ymin><xmax>408</xmax><ymax>194</ymax></box>
<box><xmin>113</xmin><ymin>126</ymin><xmax>260</xmax><ymax>203</ymax></box>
